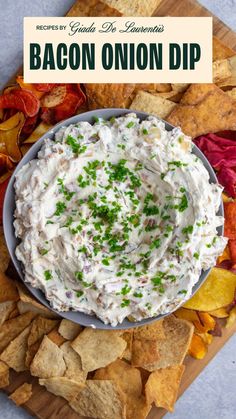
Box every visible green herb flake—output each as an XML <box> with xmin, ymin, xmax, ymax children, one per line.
<box><xmin>44</xmin><ymin>270</ymin><xmax>52</xmax><ymax>281</ymax></box>
<box><xmin>126</xmin><ymin>121</ymin><xmax>135</xmax><ymax>128</ymax></box>
<box><xmin>121</xmin><ymin>299</ymin><xmax>130</xmax><ymax>307</ymax></box>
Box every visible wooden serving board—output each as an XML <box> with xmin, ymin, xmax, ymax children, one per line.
<box><xmin>2</xmin><ymin>0</ymin><xmax>236</xmax><ymax>418</ymax></box>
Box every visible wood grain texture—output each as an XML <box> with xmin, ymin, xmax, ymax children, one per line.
<box><xmin>1</xmin><ymin>0</ymin><xmax>236</xmax><ymax>418</ymax></box>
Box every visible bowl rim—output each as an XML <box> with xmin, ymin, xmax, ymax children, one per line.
<box><xmin>3</xmin><ymin>108</ymin><xmax>224</xmax><ymax>329</ymax></box>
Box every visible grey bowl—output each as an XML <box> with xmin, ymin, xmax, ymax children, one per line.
<box><xmin>3</xmin><ymin>108</ymin><xmax>223</xmax><ymax>329</ymax></box>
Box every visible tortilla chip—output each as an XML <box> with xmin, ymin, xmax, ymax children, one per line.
<box><xmin>183</xmin><ymin>268</ymin><xmax>236</xmax><ymax>311</ymax></box>
<box><xmin>145</xmin><ymin>365</ymin><xmax>185</xmax><ymax>412</ymax></box>
<box><xmin>121</xmin><ymin>331</ymin><xmax>133</xmax><ymax>361</ymax></box>
<box><xmin>0</xmin><ymin>311</ymin><xmax>35</xmax><ymax>352</ymax></box>
<box><xmin>0</xmin><ymin>227</ymin><xmax>10</xmax><ymax>271</ymax></box>
<box><xmin>39</xmin><ymin>377</ymin><xmax>84</xmax><ymax>401</ymax></box>
<box><xmin>0</xmin><ymin>360</ymin><xmax>9</xmax><ymax>389</ymax></box>
<box><xmin>28</xmin><ymin>316</ymin><xmax>59</xmax><ymax>347</ymax></box>
<box><xmin>61</xmin><ymin>341</ymin><xmax>87</xmax><ymax>383</ymax></box>
<box><xmin>0</xmin><ymin>272</ymin><xmax>19</xmax><ymax>303</ymax></box>
<box><xmin>47</xmin><ymin>328</ymin><xmax>67</xmax><ymax>346</ymax></box>
<box><xmin>224</xmin><ymin>201</ymin><xmax>236</xmax><ymax>239</ymax></box>
<box><xmin>85</xmin><ymin>83</ymin><xmax>135</xmax><ymax>110</ymax></box>
<box><xmin>167</xmin><ymin>83</ymin><xmax>236</xmax><ymax>137</ymax></box>
<box><xmin>24</xmin><ymin>122</ymin><xmax>52</xmax><ymax>144</ymax></box>
<box><xmin>67</xmin><ymin>0</ymin><xmax>122</xmax><ymax>17</ymax></box>
<box><xmin>71</xmin><ymin>328</ymin><xmax>127</xmax><ymax>372</ymax></box>
<box><xmin>0</xmin><ymin>301</ymin><xmax>16</xmax><ymax>326</ymax></box>
<box><xmin>226</xmin><ymin>88</ymin><xmax>236</xmax><ymax>100</ymax></box>
<box><xmin>30</xmin><ymin>335</ymin><xmax>66</xmax><ymax>378</ymax></box>
<box><xmin>213</xmin><ymin>36</ymin><xmax>236</xmax><ymax>61</ymax></box>
<box><xmin>58</xmin><ymin>319</ymin><xmax>82</xmax><ymax>340</ymax></box>
<box><xmin>131</xmin><ymin>338</ymin><xmax>160</xmax><ymax>367</ymax></box>
<box><xmin>94</xmin><ymin>359</ymin><xmax>150</xmax><ymax>419</ymax></box>
<box><xmin>104</xmin><ymin>0</ymin><xmax>160</xmax><ymax>16</ymax></box>
<box><xmin>70</xmin><ymin>380</ymin><xmax>125</xmax><ymax>419</ymax></box>
<box><xmin>144</xmin><ymin>315</ymin><xmax>194</xmax><ymax>371</ymax></box>
<box><xmin>9</xmin><ymin>383</ymin><xmax>32</xmax><ymax>406</ymax></box>
<box><xmin>133</xmin><ymin>319</ymin><xmax>165</xmax><ymax>340</ymax></box>
<box><xmin>130</xmin><ymin>91</ymin><xmax>176</xmax><ymax>119</ymax></box>
<box><xmin>0</xmin><ymin>325</ymin><xmax>31</xmax><ymax>371</ymax></box>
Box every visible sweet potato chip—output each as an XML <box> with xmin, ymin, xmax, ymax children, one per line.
<box><xmin>9</xmin><ymin>383</ymin><xmax>32</xmax><ymax>406</ymax></box>
<box><xmin>61</xmin><ymin>341</ymin><xmax>87</xmax><ymax>383</ymax></box>
<box><xmin>130</xmin><ymin>91</ymin><xmax>176</xmax><ymax>119</ymax></box>
<box><xmin>0</xmin><ymin>301</ymin><xmax>16</xmax><ymax>326</ymax></box>
<box><xmin>226</xmin><ymin>306</ymin><xmax>236</xmax><ymax>328</ymax></box>
<box><xmin>39</xmin><ymin>377</ymin><xmax>84</xmax><ymax>401</ymax></box>
<box><xmin>143</xmin><ymin>315</ymin><xmax>194</xmax><ymax>371</ymax></box>
<box><xmin>58</xmin><ymin>319</ymin><xmax>82</xmax><ymax>340</ymax></box>
<box><xmin>16</xmin><ymin>76</ymin><xmax>44</xmax><ymax>99</ymax></box>
<box><xmin>67</xmin><ymin>0</ymin><xmax>122</xmax><ymax>17</ymax></box>
<box><xmin>0</xmin><ymin>311</ymin><xmax>35</xmax><ymax>352</ymax></box>
<box><xmin>71</xmin><ymin>328</ymin><xmax>127</xmax><ymax>372</ymax></box>
<box><xmin>24</xmin><ymin>122</ymin><xmax>52</xmax><ymax>144</ymax></box>
<box><xmin>0</xmin><ymin>369</ymin><xmax>9</xmax><ymax>388</ymax></box>
<box><xmin>0</xmin><ymin>325</ymin><xmax>31</xmax><ymax>371</ymax></box>
<box><xmin>70</xmin><ymin>380</ymin><xmax>125</xmax><ymax>419</ymax></box>
<box><xmin>30</xmin><ymin>335</ymin><xmax>66</xmax><ymax>378</ymax></box>
<box><xmin>145</xmin><ymin>365</ymin><xmax>185</xmax><ymax>412</ymax></box>
<box><xmin>133</xmin><ymin>319</ymin><xmax>165</xmax><ymax>340</ymax></box>
<box><xmin>184</xmin><ymin>268</ymin><xmax>236</xmax><ymax>311</ymax></box>
<box><xmin>224</xmin><ymin>202</ymin><xmax>236</xmax><ymax>239</ymax></box>
<box><xmin>47</xmin><ymin>328</ymin><xmax>67</xmax><ymax>346</ymax></box>
<box><xmin>103</xmin><ymin>0</ymin><xmax>161</xmax><ymax>16</ymax></box>
<box><xmin>0</xmin><ymin>112</ymin><xmax>25</xmax><ymax>161</ymax></box>
<box><xmin>213</xmin><ymin>36</ymin><xmax>236</xmax><ymax>61</ymax></box>
<box><xmin>131</xmin><ymin>338</ymin><xmax>160</xmax><ymax>367</ymax></box>
<box><xmin>188</xmin><ymin>333</ymin><xmax>207</xmax><ymax>359</ymax></box>
<box><xmin>85</xmin><ymin>83</ymin><xmax>135</xmax><ymax>109</ymax></box>
<box><xmin>167</xmin><ymin>83</ymin><xmax>236</xmax><ymax>137</ymax></box>
<box><xmin>28</xmin><ymin>316</ymin><xmax>59</xmax><ymax>347</ymax></box>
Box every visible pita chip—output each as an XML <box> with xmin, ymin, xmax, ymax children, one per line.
<box><xmin>9</xmin><ymin>383</ymin><xmax>32</xmax><ymax>406</ymax></box>
<box><xmin>70</xmin><ymin>380</ymin><xmax>125</xmax><ymax>419</ymax></box>
<box><xmin>0</xmin><ymin>227</ymin><xmax>10</xmax><ymax>272</ymax></box>
<box><xmin>133</xmin><ymin>319</ymin><xmax>165</xmax><ymax>340</ymax></box>
<box><xmin>28</xmin><ymin>316</ymin><xmax>59</xmax><ymax>347</ymax></box>
<box><xmin>0</xmin><ymin>272</ymin><xmax>19</xmax><ymax>303</ymax></box>
<box><xmin>0</xmin><ymin>325</ymin><xmax>31</xmax><ymax>372</ymax></box>
<box><xmin>226</xmin><ymin>87</ymin><xmax>236</xmax><ymax>100</ymax></box>
<box><xmin>61</xmin><ymin>341</ymin><xmax>87</xmax><ymax>383</ymax></box>
<box><xmin>121</xmin><ymin>331</ymin><xmax>133</xmax><ymax>361</ymax></box>
<box><xmin>167</xmin><ymin>83</ymin><xmax>236</xmax><ymax>137</ymax></box>
<box><xmin>217</xmin><ymin>55</ymin><xmax>236</xmax><ymax>87</ymax></box>
<box><xmin>47</xmin><ymin>328</ymin><xmax>67</xmax><ymax>346</ymax></box>
<box><xmin>0</xmin><ymin>311</ymin><xmax>36</xmax><ymax>352</ymax></box>
<box><xmin>131</xmin><ymin>338</ymin><xmax>160</xmax><ymax>367</ymax></box>
<box><xmin>213</xmin><ymin>36</ymin><xmax>236</xmax><ymax>61</ymax></box>
<box><xmin>71</xmin><ymin>328</ymin><xmax>127</xmax><ymax>371</ymax></box>
<box><xmin>85</xmin><ymin>83</ymin><xmax>135</xmax><ymax>109</ymax></box>
<box><xmin>16</xmin><ymin>282</ymin><xmax>58</xmax><ymax>318</ymax></box>
<box><xmin>30</xmin><ymin>335</ymin><xmax>66</xmax><ymax>378</ymax></box>
<box><xmin>39</xmin><ymin>377</ymin><xmax>84</xmax><ymax>401</ymax></box>
<box><xmin>130</xmin><ymin>91</ymin><xmax>176</xmax><ymax>119</ymax></box>
<box><xmin>0</xmin><ymin>301</ymin><xmax>16</xmax><ymax>326</ymax></box>
<box><xmin>145</xmin><ymin>365</ymin><xmax>185</xmax><ymax>412</ymax></box>
<box><xmin>0</xmin><ymin>361</ymin><xmax>9</xmax><ymax>389</ymax></box>
<box><xmin>58</xmin><ymin>319</ymin><xmax>82</xmax><ymax>340</ymax></box>
<box><xmin>67</xmin><ymin>0</ymin><xmax>122</xmax><ymax>17</ymax></box>
<box><xmin>103</xmin><ymin>0</ymin><xmax>161</xmax><ymax>16</ymax></box>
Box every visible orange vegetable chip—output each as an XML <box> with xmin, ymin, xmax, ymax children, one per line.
<box><xmin>224</xmin><ymin>201</ymin><xmax>236</xmax><ymax>239</ymax></box>
<box><xmin>188</xmin><ymin>333</ymin><xmax>207</xmax><ymax>359</ymax></box>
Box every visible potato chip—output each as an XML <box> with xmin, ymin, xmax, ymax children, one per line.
<box><xmin>133</xmin><ymin>319</ymin><xmax>165</xmax><ymax>340</ymax></box>
<box><xmin>208</xmin><ymin>307</ymin><xmax>229</xmax><ymax>318</ymax></box>
<box><xmin>104</xmin><ymin>0</ymin><xmax>160</xmax><ymax>16</ymax></box>
<box><xmin>174</xmin><ymin>307</ymin><xmax>199</xmax><ymax>322</ymax></box>
<box><xmin>121</xmin><ymin>331</ymin><xmax>133</xmax><ymax>361</ymax></box>
<box><xmin>70</xmin><ymin>380</ymin><xmax>125</xmax><ymax>419</ymax></box>
<box><xmin>30</xmin><ymin>335</ymin><xmax>66</xmax><ymax>378</ymax></box>
<box><xmin>0</xmin><ymin>226</ymin><xmax>10</xmax><ymax>271</ymax></box>
<box><xmin>0</xmin><ymin>370</ymin><xmax>9</xmax><ymax>388</ymax></box>
<box><xmin>130</xmin><ymin>91</ymin><xmax>176</xmax><ymax>119</ymax></box>
<box><xmin>188</xmin><ymin>333</ymin><xmax>207</xmax><ymax>359</ymax></box>
<box><xmin>85</xmin><ymin>83</ymin><xmax>135</xmax><ymax>109</ymax></box>
<box><xmin>184</xmin><ymin>268</ymin><xmax>236</xmax><ymax>311</ymax></box>
<box><xmin>9</xmin><ymin>383</ymin><xmax>32</xmax><ymax>406</ymax></box>
<box><xmin>41</xmin><ymin>85</ymin><xmax>67</xmax><ymax>108</ymax></box>
<box><xmin>0</xmin><ymin>112</ymin><xmax>25</xmax><ymax>162</ymax></box>
<box><xmin>213</xmin><ymin>36</ymin><xmax>236</xmax><ymax>61</ymax></box>
<box><xmin>24</xmin><ymin>122</ymin><xmax>52</xmax><ymax>144</ymax></box>
<box><xmin>47</xmin><ymin>328</ymin><xmax>67</xmax><ymax>346</ymax></box>
<box><xmin>28</xmin><ymin>316</ymin><xmax>59</xmax><ymax>347</ymax></box>
<box><xmin>61</xmin><ymin>341</ymin><xmax>87</xmax><ymax>383</ymax></box>
<box><xmin>167</xmin><ymin>83</ymin><xmax>236</xmax><ymax>137</ymax></box>
<box><xmin>58</xmin><ymin>319</ymin><xmax>82</xmax><ymax>340</ymax></box>
<box><xmin>144</xmin><ymin>315</ymin><xmax>194</xmax><ymax>371</ymax></box>
<box><xmin>145</xmin><ymin>365</ymin><xmax>185</xmax><ymax>412</ymax></box>
<box><xmin>39</xmin><ymin>377</ymin><xmax>84</xmax><ymax>401</ymax></box>
<box><xmin>226</xmin><ymin>306</ymin><xmax>236</xmax><ymax>328</ymax></box>
<box><xmin>0</xmin><ymin>272</ymin><xmax>19</xmax><ymax>303</ymax></box>
<box><xmin>71</xmin><ymin>328</ymin><xmax>127</xmax><ymax>372</ymax></box>
<box><xmin>0</xmin><ymin>311</ymin><xmax>35</xmax><ymax>352</ymax></box>
<box><xmin>0</xmin><ymin>301</ymin><xmax>16</xmax><ymax>326</ymax></box>
<box><xmin>0</xmin><ymin>325</ymin><xmax>31</xmax><ymax>371</ymax></box>
<box><xmin>67</xmin><ymin>0</ymin><xmax>122</xmax><ymax>17</ymax></box>
<box><xmin>131</xmin><ymin>338</ymin><xmax>160</xmax><ymax>367</ymax></box>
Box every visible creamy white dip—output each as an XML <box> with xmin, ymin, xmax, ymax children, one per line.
<box><xmin>14</xmin><ymin>113</ymin><xmax>227</xmax><ymax>326</ymax></box>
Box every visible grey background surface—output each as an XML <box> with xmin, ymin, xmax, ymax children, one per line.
<box><xmin>0</xmin><ymin>0</ymin><xmax>236</xmax><ymax>418</ymax></box>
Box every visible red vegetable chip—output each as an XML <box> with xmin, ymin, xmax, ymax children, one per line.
<box><xmin>13</xmin><ymin>89</ymin><xmax>40</xmax><ymax>118</ymax></box>
<box><xmin>54</xmin><ymin>92</ymin><xmax>85</xmax><ymax>122</ymax></box>
<box><xmin>217</xmin><ymin>166</ymin><xmax>236</xmax><ymax>198</ymax></box>
<box><xmin>224</xmin><ymin>201</ymin><xmax>236</xmax><ymax>240</ymax></box>
<box><xmin>0</xmin><ymin>175</ymin><xmax>11</xmax><ymax>224</ymax></box>
<box><xmin>34</xmin><ymin>84</ymin><xmax>56</xmax><ymax>92</ymax></box>
<box><xmin>229</xmin><ymin>240</ymin><xmax>236</xmax><ymax>266</ymax></box>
